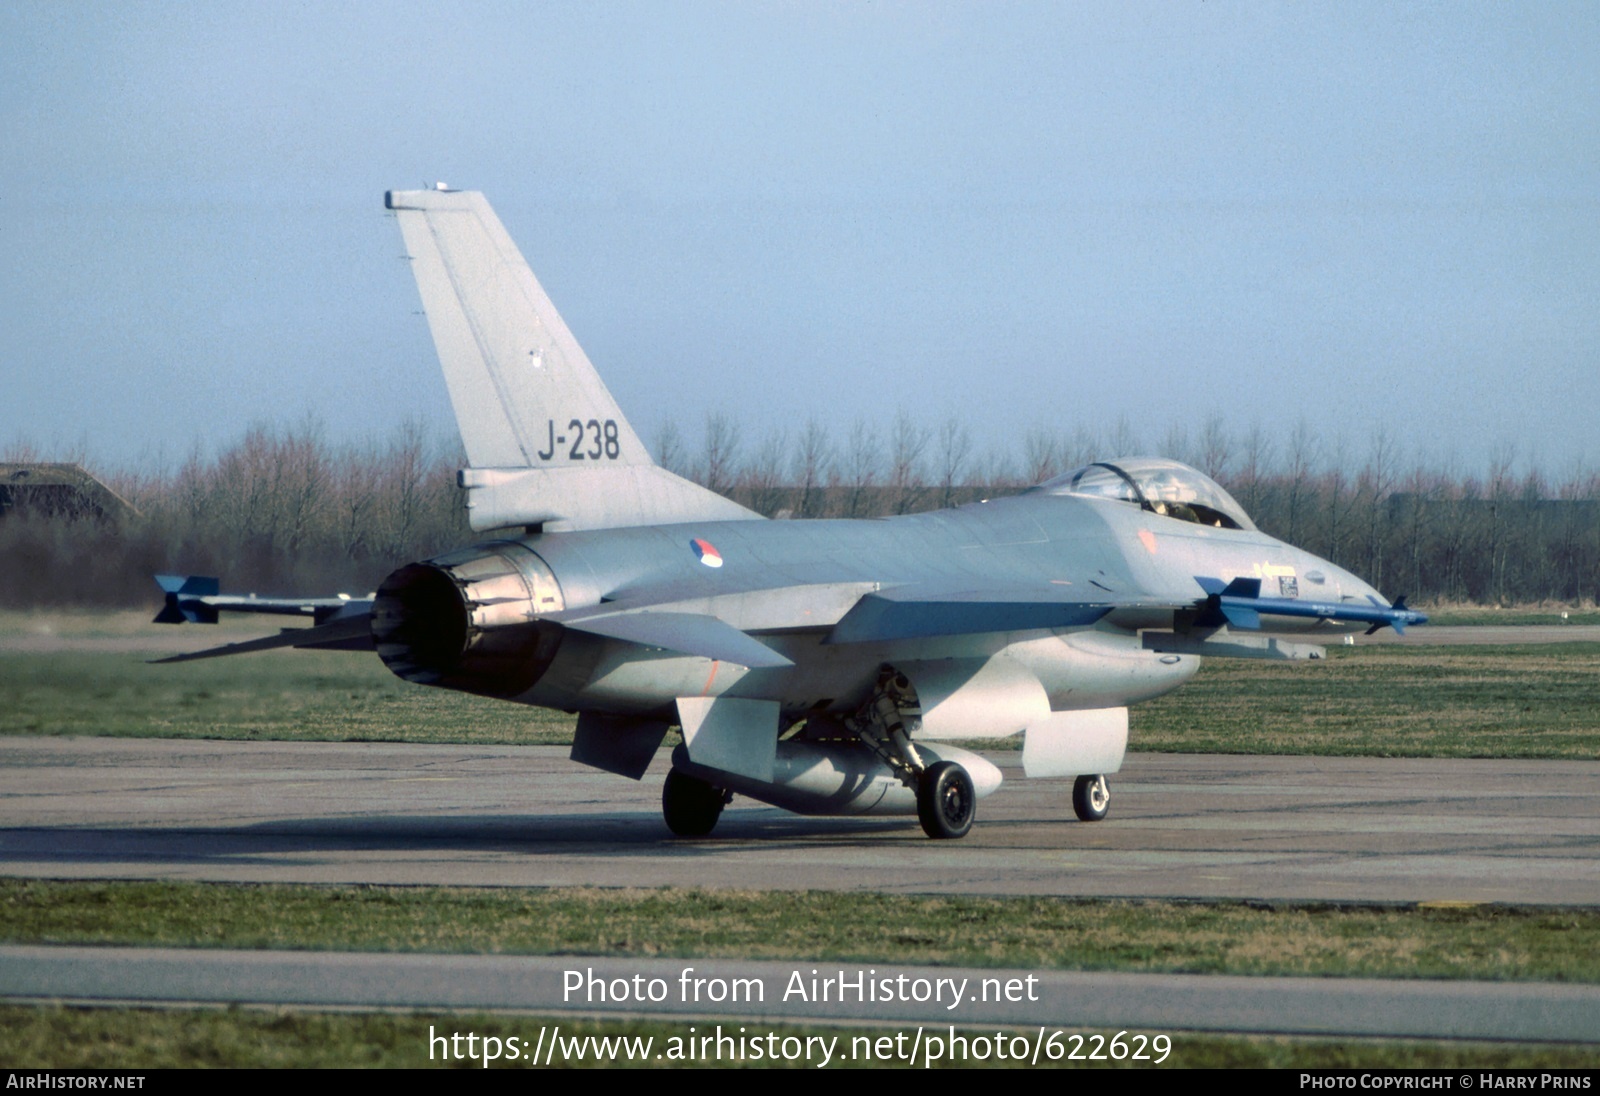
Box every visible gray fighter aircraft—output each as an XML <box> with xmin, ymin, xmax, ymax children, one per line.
<box><xmin>156</xmin><ymin>187</ymin><xmax>1425</xmax><ymax>839</ymax></box>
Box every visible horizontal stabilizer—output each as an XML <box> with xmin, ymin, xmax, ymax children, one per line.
<box><xmin>556</xmin><ymin>609</ymin><xmax>793</xmax><ymax>668</ymax></box>
<box><xmin>151</xmin><ymin>613</ymin><xmax>374</xmax><ymax>664</ymax></box>
<box><xmin>826</xmin><ymin>585</ymin><xmax>1118</xmax><ymax>645</ymax></box>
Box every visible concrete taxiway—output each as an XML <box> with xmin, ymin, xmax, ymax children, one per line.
<box><xmin>2</xmin><ymin>737</ymin><xmax>1596</xmax><ymax>905</ymax></box>
<box><xmin>5</xmin><ymin>947</ymin><xmax>1597</xmax><ymax>1044</ymax></box>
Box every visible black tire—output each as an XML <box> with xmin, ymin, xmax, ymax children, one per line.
<box><xmin>662</xmin><ymin>769</ymin><xmax>726</xmax><ymax>837</ymax></box>
<box><xmin>917</xmin><ymin>760</ymin><xmax>976</xmax><ymax>839</ymax></box>
<box><xmin>1072</xmin><ymin>774</ymin><xmax>1110</xmax><ymax>822</ymax></box>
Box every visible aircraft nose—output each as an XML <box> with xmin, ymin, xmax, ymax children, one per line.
<box><xmin>1344</xmin><ymin>570</ymin><xmax>1382</xmax><ymax>602</ymax></box>
<box><xmin>1329</xmin><ymin>563</ymin><xmax>1387</xmax><ymax>606</ymax></box>
<box><xmin>1305</xmin><ymin>555</ymin><xmax>1385</xmax><ymax>606</ymax></box>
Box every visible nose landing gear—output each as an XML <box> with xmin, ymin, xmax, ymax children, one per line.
<box><xmin>1073</xmin><ymin>774</ymin><xmax>1110</xmax><ymax>822</ymax></box>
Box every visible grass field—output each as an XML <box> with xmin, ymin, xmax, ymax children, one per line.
<box><xmin>0</xmin><ymin>648</ymin><xmax>576</xmax><ymax>743</ymax></box>
<box><xmin>5</xmin><ymin>641</ymin><xmax>1598</xmax><ymax>758</ymax></box>
<box><xmin>5</xmin><ymin>881</ymin><xmax>1598</xmax><ymax>1068</ymax></box>
<box><xmin>1135</xmin><ymin>642</ymin><xmax>1600</xmax><ymax>757</ymax></box>
<box><xmin>6</xmin><ymin>880</ymin><xmax>1599</xmax><ymax>982</ymax></box>
<box><xmin>1418</xmin><ymin>607</ymin><xmax>1600</xmax><ymax>627</ymax></box>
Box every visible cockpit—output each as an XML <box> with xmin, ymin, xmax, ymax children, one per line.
<box><xmin>1034</xmin><ymin>457</ymin><xmax>1257</xmax><ymax>531</ymax></box>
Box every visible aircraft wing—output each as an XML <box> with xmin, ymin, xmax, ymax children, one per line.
<box><xmin>823</xmin><ymin>574</ymin><xmax>1427</xmax><ymax>647</ymax></box>
<box><xmin>559</xmin><ymin>574</ymin><xmax>1176</xmax><ymax>658</ymax></box>
<box><xmin>552</xmin><ymin>576</ymin><xmax>1153</xmax><ymax>663</ymax></box>
<box><xmin>549</xmin><ymin>606</ymin><xmax>795</xmax><ymax>668</ymax></box>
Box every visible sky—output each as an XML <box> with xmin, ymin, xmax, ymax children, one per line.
<box><xmin>3</xmin><ymin>1</ymin><xmax>1596</xmax><ymax>479</ymax></box>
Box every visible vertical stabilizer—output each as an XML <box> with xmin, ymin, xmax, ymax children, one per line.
<box><xmin>386</xmin><ymin>187</ymin><xmax>758</xmax><ymax>532</ymax></box>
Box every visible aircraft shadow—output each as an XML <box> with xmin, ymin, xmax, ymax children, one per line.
<box><xmin>0</xmin><ymin>810</ymin><xmax>924</xmax><ymax>867</ymax></box>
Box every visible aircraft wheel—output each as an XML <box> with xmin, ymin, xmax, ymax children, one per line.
<box><xmin>917</xmin><ymin>760</ymin><xmax>976</xmax><ymax>839</ymax></box>
<box><xmin>663</xmin><ymin>769</ymin><xmax>727</xmax><ymax>837</ymax></box>
<box><xmin>1072</xmin><ymin>774</ymin><xmax>1110</xmax><ymax>822</ymax></box>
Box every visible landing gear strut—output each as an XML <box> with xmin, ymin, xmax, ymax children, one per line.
<box><xmin>1073</xmin><ymin>774</ymin><xmax>1110</xmax><ymax>822</ymax></box>
<box><xmin>848</xmin><ymin>666</ymin><xmax>978</xmax><ymax>840</ymax></box>
<box><xmin>663</xmin><ymin>768</ymin><xmax>729</xmax><ymax>837</ymax></box>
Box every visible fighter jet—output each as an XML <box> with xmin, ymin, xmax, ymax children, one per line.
<box><xmin>155</xmin><ymin>187</ymin><xmax>1425</xmax><ymax>839</ymax></box>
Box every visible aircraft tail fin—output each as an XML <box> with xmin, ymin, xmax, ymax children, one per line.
<box><xmin>386</xmin><ymin>187</ymin><xmax>758</xmax><ymax>532</ymax></box>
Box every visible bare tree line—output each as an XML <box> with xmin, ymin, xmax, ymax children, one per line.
<box><xmin>1</xmin><ymin>422</ymin><xmax>468</xmax><ymax>608</ymax></box>
<box><xmin>683</xmin><ymin>411</ymin><xmax>1600</xmax><ymax>606</ymax></box>
<box><xmin>3</xmin><ymin>414</ymin><xmax>1597</xmax><ymax>608</ymax></box>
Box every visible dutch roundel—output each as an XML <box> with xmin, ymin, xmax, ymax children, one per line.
<box><xmin>691</xmin><ymin>538</ymin><xmax>724</xmax><ymax>568</ymax></box>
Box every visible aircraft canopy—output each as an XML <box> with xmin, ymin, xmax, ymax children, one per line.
<box><xmin>1036</xmin><ymin>457</ymin><xmax>1257</xmax><ymax>531</ymax></box>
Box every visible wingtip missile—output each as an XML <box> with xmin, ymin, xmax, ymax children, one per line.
<box><xmin>152</xmin><ymin>574</ymin><xmax>373</xmax><ymax>627</ymax></box>
<box><xmin>154</xmin><ymin>574</ymin><xmax>221</xmax><ymax>624</ymax></box>
<box><xmin>1364</xmin><ymin>595</ymin><xmax>1428</xmax><ymax>635</ymax></box>
<box><xmin>1194</xmin><ymin>576</ymin><xmax>1428</xmax><ymax>636</ymax></box>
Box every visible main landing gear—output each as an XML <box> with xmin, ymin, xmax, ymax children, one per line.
<box><xmin>850</xmin><ymin>667</ymin><xmax>977</xmax><ymax>840</ymax></box>
<box><xmin>659</xmin><ymin>666</ymin><xmax>983</xmax><ymax>841</ymax></box>
<box><xmin>662</xmin><ymin>768</ymin><xmax>730</xmax><ymax>837</ymax></box>
<box><xmin>1072</xmin><ymin>774</ymin><xmax>1110</xmax><ymax>822</ymax></box>
<box><xmin>917</xmin><ymin>760</ymin><xmax>976</xmax><ymax>839</ymax></box>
